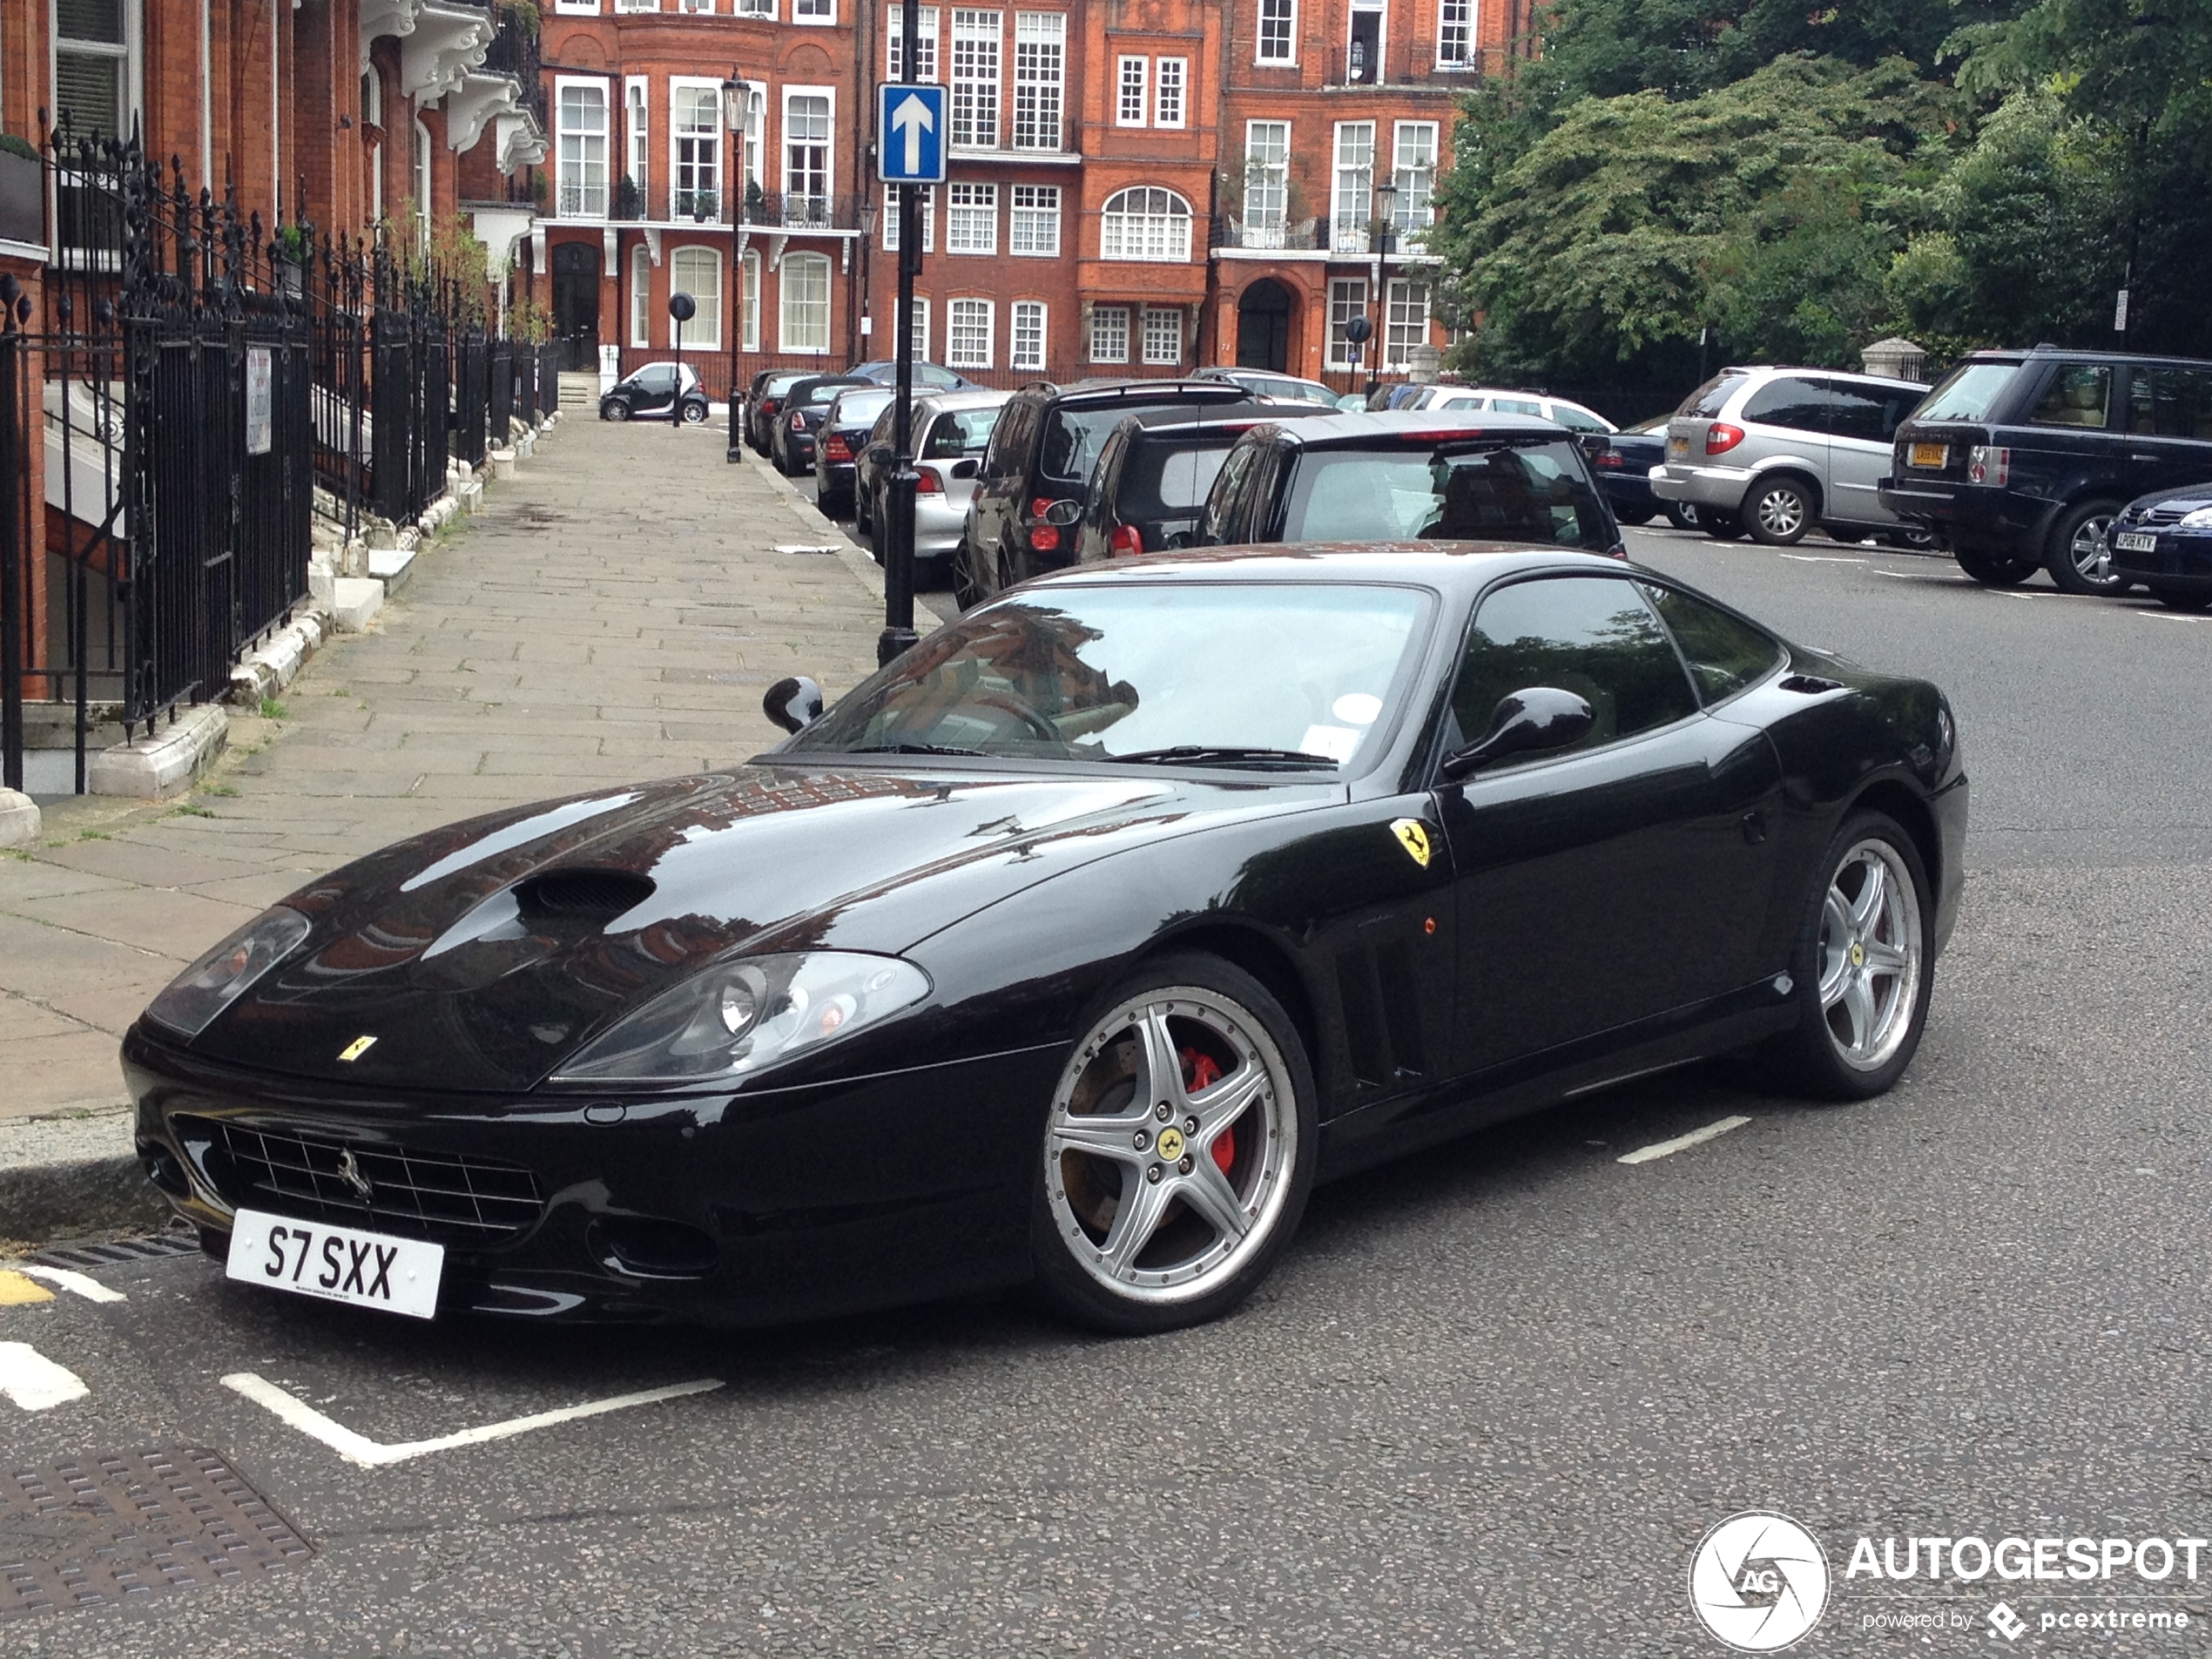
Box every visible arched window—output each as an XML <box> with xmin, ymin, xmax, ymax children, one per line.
<box><xmin>1099</xmin><ymin>186</ymin><xmax>1192</xmax><ymax>262</ymax></box>
<box><xmin>779</xmin><ymin>252</ymin><xmax>832</xmax><ymax>354</ymax></box>
<box><xmin>670</xmin><ymin>246</ymin><xmax>721</xmax><ymax>350</ymax></box>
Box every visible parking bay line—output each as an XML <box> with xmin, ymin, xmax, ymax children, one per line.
<box><xmin>0</xmin><ymin>1342</ymin><xmax>91</xmax><ymax>1411</ymax></box>
<box><xmin>1617</xmin><ymin>1115</ymin><xmax>1753</xmax><ymax>1165</ymax></box>
<box><xmin>221</xmin><ymin>1372</ymin><xmax>725</xmax><ymax>1468</ymax></box>
<box><xmin>17</xmin><ymin>1264</ymin><xmax>126</xmax><ymax>1304</ymax></box>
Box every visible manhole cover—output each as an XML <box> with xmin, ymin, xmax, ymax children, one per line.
<box><xmin>1</xmin><ymin>1448</ymin><xmax>309</xmax><ymax>1622</ymax></box>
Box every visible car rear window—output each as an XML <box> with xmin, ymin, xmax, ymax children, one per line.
<box><xmin>1121</xmin><ymin>433</ymin><xmax>1242</xmax><ymax>517</ymax></box>
<box><xmin>1680</xmin><ymin>373</ymin><xmax>1749</xmax><ymax>420</ymax></box>
<box><xmin>922</xmin><ymin>407</ymin><xmax>1004</xmax><ymax>457</ymax></box>
<box><xmin>801</xmin><ymin>381</ymin><xmax>852</xmax><ymax>407</ymax></box>
<box><xmin>1042</xmin><ymin>405</ymin><xmax>1150</xmax><ymax>485</ymax></box>
<box><xmin>1548</xmin><ymin>403</ymin><xmax>1611</xmax><ymax>433</ymax></box>
<box><xmin>833</xmin><ymin>390</ymin><xmax>894</xmax><ymax>427</ymax></box>
<box><xmin>1912</xmin><ymin>362</ymin><xmax>2020</xmax><ymax>423</ymax></box>
<box><xmin>1280</xmin><ymin>439</ymin><xmax>1615</xmax><ymax>550</ymax></box>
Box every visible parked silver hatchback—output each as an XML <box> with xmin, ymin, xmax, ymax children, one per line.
<box><xmin>1651</xmin><ymin>366</ymin><xmax>1931</xmax><ymax>544</ymax></box>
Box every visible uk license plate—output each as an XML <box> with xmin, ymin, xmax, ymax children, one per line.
<box><xmin>2114</xmin><ymin>530</ymin><xmax>2158</xmax><ymax>553</ymax></box>
<box><xmin>1909</xmin><ymin>442</ymin><xmax>1948</xmax><ymax>469</ymax></box>
<box><xmin>226</xmin><ymin>1207</ymin><xmax>444</xmax><ymax>1319</ymax></box>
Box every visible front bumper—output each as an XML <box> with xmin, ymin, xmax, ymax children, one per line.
<box><xmin>125</xmin><ymin>1023</ymin><xmax>1061</xmax><ymax>1326</ymax></box>
<box><xmin>2109</xmin><ymin>527</ymin><xmax>2212</xmax><ymax>588</ymax></box>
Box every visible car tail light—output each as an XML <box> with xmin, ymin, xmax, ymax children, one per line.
<box><xmin>824</xmin><ymin>434</ymin><xmax>852</xmax><ymax>462</ymax></box>
<box><xmin>1029</xmin><ymin>524</ymin><xmax>1062</xmax><ymax>552</ymax></box>
<box><xmin>791</xmin><ymin>412</ymin><xmax>813</xmax><ymax>431</ymax></box>
<box><xmin>1108</xmin><ymin>523</ymin><xmax>1143</xmax><ymax>556</ymax></box>
<box><xmin>1967</xmin><ymin>445</ymin><xmax>2010</xmax><ymax>487</ymax></box>
<box><xmin>1594</xmin><ymin>448</ymin><xmax>1625</xmax><ymax>469</ymax></box>
<box><xmin>1704</xmin><ymin>423</ymin><xmax>1745</xmax><ymax>455</ymax></box>
<box><xmin>914</xmin><ymin>467</ymin><xmax>944</xmax><ymax>496</ymax></box>
<box><xmin>1028</xmin><ymin>496</ymin><xmax>1059</xmax><ymax>521</ymax></box>
<box><xmin>1400</xmin><ymin>429</ymin><xmax>1483</xmax><ymax>443</ymax></box>
<box><xmin>761</xmin><ymin>398</ymin><xmax>780</xmax><ymax>416</ymax></box>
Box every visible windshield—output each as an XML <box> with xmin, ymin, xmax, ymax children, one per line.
<box><xmin>833</xmin><ymin>390</ymin><xmax>894</xmax><ymax>427</ymax></box>
<box><xmin>1913</xmin><ymin>361</ymin><xmax>2022</xmax><ymax>423</ymax></box>
<box><xmin>1282</xmin><ymin>442</ymin><xmax>1615</xmax><ymax>550</ymax></box>
<box><xmin>785</xmin><ymin>583</ymin><xmax>1432</xmax><ymax>770</ymax></box>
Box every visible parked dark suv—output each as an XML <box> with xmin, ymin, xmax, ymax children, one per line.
<box><xmin>1879</xmin><ymin>347</ymin><xmax>2212</xmax><ymax>592</ymax></box>
<box><xmin>956</xmin><ymin>379</ymin><xmax>1246</xmax><ymax>605</ymax></box>
<box><xmin>1072</xmin><ymin>402</ymin><xmax>1331</xmax><ymax>563</ymax></box>
<box><xmin>1197</xmin><ymin>411</ymin><xmax>1623</xmax><ymax>556</ymax></box>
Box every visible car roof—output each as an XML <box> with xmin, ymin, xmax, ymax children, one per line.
<box><xmin>1024</xmin><ymin>540</ymin><xmax>1634</xmax><ymax>600</ymax></box>
<box><xmin>1258</xmin><ymin>409</ymin><xmax>1572</xmax><ymax>447</ymax></box>
<box><xmin>1116</xmin><ymin>401</ymin><xmax>1329</xmax><ymax>435</ymax></box>
<box><xmin>917</xmin><ymin>388</ymin><xmax>1014</xmax><ymax>412</ymax></box>
<box><xmin>1024</xmin><ymin>378</ymin><xmax>1250</xmax><ymax>408</ymax></box>
<box><xmin>1713</xmin><ymin>364</ymin><xmax>1929</xmax><ymax>392</ymax></box>
<box><xmin>1956</xmin><ymin>347</ymin><xmax>2212</xmax><ymax>369</ymax></box>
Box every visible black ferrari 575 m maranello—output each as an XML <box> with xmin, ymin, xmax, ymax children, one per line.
<box><xmin>125</xmin><ymin>544</ymin><xmax>1966</xmax><ymax>1334</ymax></box>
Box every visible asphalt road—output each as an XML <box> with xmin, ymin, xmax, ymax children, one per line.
<box><xmin>6</xmin><ymin>527</ymin><xmax>2210</xmax><ymax>1656</ymax></box>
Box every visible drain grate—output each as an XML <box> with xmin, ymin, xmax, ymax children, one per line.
<box><xmin>30</xmin><ymin>1224</ymin><xmax>200</xmax><ymax>1272</ymax></box>
<box><xmin>1</xmin><ymin>1447</ymin><xmax>310</xmax><ymax>1622</ymax></box>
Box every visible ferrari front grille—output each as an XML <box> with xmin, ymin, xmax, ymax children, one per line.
<box><xmin>184</xmin><ymin>1116</ymin><xmax>544</xmax><ymax>1245</ymax></box>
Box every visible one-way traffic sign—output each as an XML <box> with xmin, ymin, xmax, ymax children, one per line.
<box><xmin>877</xmin><ymin>83</ymin><xmax>948</xmax><ymax>185</ymax></box>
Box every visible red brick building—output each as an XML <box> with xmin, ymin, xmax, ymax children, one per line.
<box><xmin>536</xmin><ymin>0</ymin><xmax>1524</xmax><ymax>388</ymax></box>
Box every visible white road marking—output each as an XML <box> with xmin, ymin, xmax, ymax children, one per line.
<box><xmin>1617</xmin><ymin>1115</ymin><xmax>1754</xmax><ymax>1165</ymax></box>
<box><xmin>0</xmin><ymin>1342</ymin><xmax>91</xmax><ymax>1411</ymax></box>
<box><xmin>17</xmin><ymin>1265</ymin><xmax>125</xmax><ymax>1304</ymax></box>
<box><xmin>1871</xmin><ymin>569</ymin><xmax>1972</xmax><ymax>583</ymax></box>
<box><xmin>221</xmin><ymin>1372</ymin><xmax>725</xmax><ymax>1468</ymax></box>
<box><xmin>1778</xmin><ymin>553</ymin><xmax>1867</xmax><ymax>564</ymax></box>
<box><xmin>2143</xmin><ymin>611</ymin><xmax>2212</xmax><ymax>622</ymax></box>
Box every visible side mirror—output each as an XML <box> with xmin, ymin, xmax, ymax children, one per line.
<box><xmin>949</xmin><ymin>457</ymin><xmax>980</xmax><ymax>481</ymax></box>
<box><xmin>762</xmin><ymin>675</ymin><xmax>825</xmax><ymax>735</ymax></box>
<box><xmin>1441</xmin><ymin>687</ymin><xmax>1594</xmax><ymax>779</ymax></box>
<box><xmin>867</xmin><ymin>445</ymin><xmax>892</xmax><ymax>466</ymax></box>
<box><xmin>1042</xmin><ymin>498</ymin><xmax>1082</xmax><ymax>526</ymax></box>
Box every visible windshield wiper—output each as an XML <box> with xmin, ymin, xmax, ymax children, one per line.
<box><xmin>847</xmin><ymin>740</ymin><xmax>990</xmax><ymax>757</ymax></box>
<box><xmin>1108</xmin><ymin>745</ymin><xmax>1340</xmax><ymax>770</ymax></box>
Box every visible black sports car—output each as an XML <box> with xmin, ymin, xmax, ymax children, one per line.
<box><xmin>125</xmin><ymin>546</ymin><xmax>1966</xmax><ymax>1335</ymax></box>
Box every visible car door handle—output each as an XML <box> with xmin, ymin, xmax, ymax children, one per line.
<box><xmin>2131</xmin><ymin>455</ymin><xmax>2161</xmax><ymax>463</ymax></box>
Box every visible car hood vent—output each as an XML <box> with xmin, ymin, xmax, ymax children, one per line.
<box><xmin>513</xmin><ymin>868</ymin><xmax>657</xmax><ymax>925</ymax></box>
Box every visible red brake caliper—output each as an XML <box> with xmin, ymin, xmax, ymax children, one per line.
<box><xmin>1180</xmin><ymin>1049</ymin><xmax>1235</xmax><ymax>1173</ymax></box>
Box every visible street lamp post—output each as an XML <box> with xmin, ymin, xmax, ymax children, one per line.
<box><xmin>1366</xmin><ymin>177</ymin><xmax>1399</xmax><ymax>401</ymax></box>
<box><xmin>722</xmin><ymin>67</ymin><xmax>749</xmax><ymax>462</ymax></box>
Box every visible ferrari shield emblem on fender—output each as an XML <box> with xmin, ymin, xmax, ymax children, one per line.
<box><xmin>1390</xmin><ymin>819</ymin><xmax>1433</xmax><ymax>869</ymax></box>
<box><xmin>338</xmin><ymin>1035</ymin><xmax>378</xmax><ymax>1062</ymax></box>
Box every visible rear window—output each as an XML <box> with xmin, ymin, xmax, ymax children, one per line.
<box><xmin>833</xmin><ymin>390</ymin><xmax>894</xmax><ymax>426</ymax></box>
<box><xmin>800</xmin><ymin>381</ymin><xmax>851</xmax><ymax>407</ymax></box>
<box><xmin>1042</xmin><ymin>404</ymin><xmax>1146</xmax><ymax>485</ymax></box>
<box><xmin>1548</xmin><ymin>403</ymin><xmax>1611</xmax><ymax>433</ymax></box>
<box><xmin>1120</xmin><ymin>433</ymin><xmax>1241</xmax><ymax>516</ymax></box>
<box><xmin>1281</xmin><ymin>439</ymin><xmax>1615</xmax><ymax>550</ymax></box>
<box><xmin>1680</xmin><ymin>373</ymin><xmax>1749</xmax><ymax>420</ymax></box>
<box><xmin>921</xmin><ymin>406</ymin><xmax>1003</xmax><ymax>457</ymax></box>
<box><xmin>1912</xmin><ymin>362</ymin><xmax>2021</xmax><ymax>423</ymax></box>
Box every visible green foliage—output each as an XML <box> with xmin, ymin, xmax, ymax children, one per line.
<box><xmin>259</xmin><ymin>697</ymin><xmax>289</xmax><ymax>721</ymax></box>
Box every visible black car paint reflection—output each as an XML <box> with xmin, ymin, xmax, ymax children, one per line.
<box><xmin>125</xmin><ymin>545</ymin><xmax>1966</xmax><ymax>1325</ymax></box>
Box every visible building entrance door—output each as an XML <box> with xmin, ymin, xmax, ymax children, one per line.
<box><xmin>551</xmin><ymin>241</ymin><xmax>603</xmax><ymax>371</ymax></box>
<box><xmin>1236</xmin><ymin>280</ymin><xmax>1292</xmax><ymax>373</ymax></box>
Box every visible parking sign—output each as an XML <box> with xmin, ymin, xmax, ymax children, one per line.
<box><xmin>877</xmin><ymin>83</ymin><xmax>947</xmax><ymax>185</ymax></box>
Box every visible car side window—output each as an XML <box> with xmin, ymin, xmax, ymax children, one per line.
<box><xmin>983</xmin><ymin>401</ymin><xmax>1032</xmax><ymax>481</ymax></box>
<box><xmin>1203</xmin><ymin>440</ymin><xmax>1259</xmax><ymax>542</ymax></box>
<box><xmin>1741</xmin><ymin>376</ymin><xmax>1835</xmax><ymax>434</ymax></box>
<box><xmin>1548</xmin><ymin>404</ymin><xmax>1608</xmax><ymax>432</ymax></box>
<box><xmin>1639</xmin><ymin>583</ymin><xmax>1783</xmax><ymax>705</ymax></box>
<box><xmin>1443</xmin><ymin>577</ymin><xmax>1700</xmax><ymax>759</ymax></box>
<box><xmin>2027</xmin><ymin>364</ymin><xmax>2112</xmax><ymax>428</ymax></box>
<box><xmin>1826</xmin><ymin>383</ymin><xmax>1892</xmax><ymax>443</ymax></box>
<box><xmin>2125</xmin><ymin>368</ymin><xmax>2212</xmax><ymax>440</ymax></box>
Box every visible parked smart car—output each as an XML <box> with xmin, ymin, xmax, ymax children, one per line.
<box><xmin>1879</xmin><ymin>347</ymin><xmax>2212</xmax><ymax>593</ymax></box>
<box><xmin>744</xmin><ymin>369</ymin><xmax>809</xmax><ymax>454</ymax></box>
<box><xmin>857</xmin><ymin>389</ymin><xmax>1011</xmax><ymax>582</ymax></box>
<box><xmin>1651</xmin><ymin>366</ymin><xmax>1930</xmax><ymax>545</ymax></box>
<box><xmin>1190</xmin><ymin>367</ymin><xmax>1341</xmax><ymax>407</ymax></box>
<box><xmin>772</xmin><ymin>374</ymin><xmax>870</xmax><ymax>475</ymax></box>
<box><xmin>601</xmin><ymin>362</ymin><xmax>709</xmax><ymax>425</ymax></box>
<box><xmin>956</xmin><ymin>379</ymin><xmax>1247</xmax><ymax>606</ymax></box>
<box><xmin>813</xmin><ymin>385</ymin><xmax>896</xmax><ymax>518</ymax></box>
<box><xmin>1074</xmin><ymin>402</ymin><xmax>1331</xmax><ymax>563</ymax></box>
<box><xmin>2106</xmin><ymin>483</ymin><xmax>2212</xmax><ymax>610</ymax></box>
<box><xmin>1197</xmin><ymin>410</ymin><xmax>1624</xmax><ymax>556</ymax></box>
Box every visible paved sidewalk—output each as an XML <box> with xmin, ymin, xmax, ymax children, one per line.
<box><xmin>1</xmin><ymin>418</ymin><xmax>890</xmax><ymax>1217</ymax></box>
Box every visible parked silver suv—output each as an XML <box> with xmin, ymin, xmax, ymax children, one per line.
<box><xmin>1651</xmin><ymin>366</ymin><xmax>1930</xmax><ymax>544</ymax></box>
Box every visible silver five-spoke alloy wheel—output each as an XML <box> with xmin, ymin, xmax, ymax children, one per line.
<box><xmin>2067</xmin><ymin>511</ymin><xmax>2116</xmax><ymax>583</ymax></box>
<box><xmin>1816</xmin><ymin>839</ymin><xmax>1924</xmax><ymax>1072</ymax></box>
<box><xmin>1045</xmin><ymin>986</ymin><xmax>1297</xmax><ymax>1305</ymax></box>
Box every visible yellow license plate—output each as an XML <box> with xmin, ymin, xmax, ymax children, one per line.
<box><xmin>1909</xmin><ymin>442</ymin><xmax>1948</xmax><ymax>469</ymax></box>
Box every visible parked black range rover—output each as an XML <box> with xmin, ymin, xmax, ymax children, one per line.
<box><xmin>1879</xmin><ymin>347</ymin><xmax>2212</xmax><ymax>594</ymax></box>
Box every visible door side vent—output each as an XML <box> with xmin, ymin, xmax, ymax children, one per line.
<box><xmin>1335</xmin><ymin>948</ymin><xmax>1390</xmax><ymax>1089</ymax></box>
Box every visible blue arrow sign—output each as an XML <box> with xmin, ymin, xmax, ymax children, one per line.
<box><xmin>877</xmin><ymin>83</ymin><xmax>947</xmax><ymax>185</ymax></box>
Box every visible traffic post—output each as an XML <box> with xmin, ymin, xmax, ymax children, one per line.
<box><xmin>875</xmin><ymin>64</ymin><xmax>947</xmax><ymax>667</ymax></box>
<box><xmin>668</xmin><ymin>291</ymin><xmax>696</xmax><ymax>430</ymax></box>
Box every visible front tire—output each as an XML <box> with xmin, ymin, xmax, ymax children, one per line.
<box><xmin>1031</xmin><ymin>953</ymin><xmax>1318</xmax><ymax>1335</ymax></box>
<box><xmin>1758</xmin><ymin>811</ymin><xmax>1933</xmax><ymax>1101</ymax></box>
<box><xmin>952</xmin><ymin>536</ymin><xmax>981</xmax><ymax>607</ymax></box>
<box><xmin>603</xmin><ymin>401</ymin><xmax>630</xmax><ymax>422</ymax></box>
<box><xmin>2045</xmin><ymin>499</ymin><xmax>2129</xmax><ymax>595</ymax></box>
<box><xmin>1745</xmin><ymin>476</ymin><xmax>1816</xmax><ymax>546</ymax></box>
<box><xmin>1953</xmin><ymin>544</ymin><xmax>2040</xmax><ymax>587</ymax></box>
<box><xmin>1663</xmin><ymin>502</ymin><xmax>1702</xmax><ymax>531</ymax></box>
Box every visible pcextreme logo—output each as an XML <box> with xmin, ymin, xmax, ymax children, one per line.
<box><xmin>1689</xmin><ymin>1512</ymin><xmax>1832</xmax><ymax>1651</ymax></box>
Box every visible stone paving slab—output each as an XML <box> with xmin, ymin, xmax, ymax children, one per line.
<box><xmin>2</xmin><ymin>419</ymin><xmax>889</xmax><ymax>1175</ymax></box>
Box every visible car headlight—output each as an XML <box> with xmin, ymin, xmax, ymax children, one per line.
<box><xmin>144</xmin><ymin>907</ymin><xmax>311</xmax><ymax>1038</ymax></box>
<box><xmin>550</xmin><ymin>951</ymin><xmax>932</xmax><ymax>1086</ymax></box>
<box><xmin>2179</xmin><ymin>508</ymin><xmax>2212</xmax><ymax>529</ymax></box>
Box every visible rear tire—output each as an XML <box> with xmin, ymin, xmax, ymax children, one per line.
<box><xmin>1663</xmin><ymin>502</ymin><xmax>1701</xmax><ymax>531</ymax></box>
<box><xmin>2044</xmin><ymin>499</ymin><xmax>2130</xmax><ymax>595</ymax></box>
<box><xmin>1701</xmin><ymin>509</ymin><xmax>1745</xmax><ymax>542</ymax></box>
<box><xmin>1757</xmin><ymin>810</ymin><xmax>1934</xmax><ymax>1102</ymax></box>
<box><xmin>952</xmin><ymin>537</ymin><xmax>981</xmax><ymax>609</ymax></box>
<box><xmin>1615</xmin><ymin>508</ymin><xmax>1656</xmax><ymax>527</ymax></box>
<box><xmin>1745</xmin><ymin>476</ymin><xmax>1817</xmax><ymax>546</ymax></box>
<box><xmin>2152</xmin><ymin>586</ymin><xmax>2212</xmax><ymax>612</ymax></box>
<box><xmin>1952</xmin><ymin>544</ymin><xmax>2039</xmax><ymax>587</ymax></box>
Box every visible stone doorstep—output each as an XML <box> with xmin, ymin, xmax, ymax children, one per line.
<box><xmin>330</xmin><ymin>576</ymin><xmax>385</xmax><ymax>633</ymax></box>
<box><xmin>226</xmin><ymin>610</ymin><xmax>330</xmax><ymax>703</ymax></box>
<box><xmin>367</xmin><ymin>544</ymin><xmax>416</xmax><ymax>591</ymax></box>
<box><xmin>84</xmin><ymin>702</ymin><xmax>228</xmax><ymax>800</ymax></box>
<box><xmin>0</xmin><ymin>787</ymin><xmax>38</xmax><ymax>848</ymax></box>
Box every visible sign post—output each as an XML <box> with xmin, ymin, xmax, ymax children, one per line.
<box><xmin>875</xmin><ymin>69</ymin><xmax>947</xmax><ymax>667</ymax></box>
<box><xmin>667</xmin><ymin>291</ymin><xmax>696</xmax><ymax>429</ymax></box>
